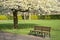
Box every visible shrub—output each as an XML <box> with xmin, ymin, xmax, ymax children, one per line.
<box><xmin>38</xmin><ymin>15</ymin><xmax>45</xmax><ymax>19</ymax></box>
<box><xmin>7</xmin><ymin>15</ymin><xmax>13</xmax><ymax>20</ymax></box>
<box><xmin>45</xmin><ymin>15</ymin><xmax>51</xmax><ymax>19</ymax></box>
<box><xmin>0</xmin><ymin>15</ymin><xmax>8</xmax><ymax>20</ymax></box>
<box><xmin>31</xmin><ymin>15</ymin><xmax>38</xmax><ymax>20</ymax></box>
<box><xmin>18</xmin><ymin>15</ymin><xmax>22</xmax><ymax>20</ymax></box>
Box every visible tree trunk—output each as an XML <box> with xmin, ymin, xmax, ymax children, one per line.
<box><xmin>24</xmin><ymin>12</ymin><xmax>26</xmax><ymax>20</ymax></box>
<box><xmin>13</xmin><ymin>10</ymin><xmax>18</xmax><ymax>29</ymax></box>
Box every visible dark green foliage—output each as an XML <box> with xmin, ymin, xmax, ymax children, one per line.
<box><xmin>38</xmin><ymin>15</ymin><xmax>60</xmax><ymax>19</ymax></box>
<box><xmin>51</xmin><ymin>15</ymin><xmax>60</xmax><ymax>19</ymax></box>
<box><xmin>0</xmin><ymin>23</ymin><xmax>37</xmax><ymax>30</ymax></box>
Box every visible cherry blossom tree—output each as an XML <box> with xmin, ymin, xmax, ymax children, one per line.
<box><xmin>0</xmin><ymin>0</ymin><xmax>57</xmax><ymax>29</ymax></box>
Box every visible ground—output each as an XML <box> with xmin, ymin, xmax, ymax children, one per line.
<box><xmin>0</xmin><ymin>31</ymin><xmax>50</xmax><ymax>40</ymax></box>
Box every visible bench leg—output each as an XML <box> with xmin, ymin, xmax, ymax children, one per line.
<box><xmin>40</xmin><ymin>32</ymin><xmax>45</xmax><ymax>37</ymax></box>
<box><xmin>49</xmin><ymin>33</ymin><xmax>50</xmax><ymax>37</ymax></box>
<box><xmin>44</xmin><ymin>33</ymin><xmax>50</xmax><ymax>38</ymax></box>
<box><xmin>43</xmin><ymin>33</ymin><xmax>45</xmax><ymax>38</ymax></box>
<box><xmin>30</xmin><ymin>31</ymin><xmax>37</xmax><ymax>35</ymax></box>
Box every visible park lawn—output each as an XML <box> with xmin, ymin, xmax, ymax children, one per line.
<box><xmin>0</xmin><ymin>20</ymin><xmax>60</xmax><ymax>40</ymax></box>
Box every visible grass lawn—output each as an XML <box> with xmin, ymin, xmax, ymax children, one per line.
<box><xmin>0</xmin><ymin>20</ymin><xmax>60</xmax><ymax>40</ymax></box>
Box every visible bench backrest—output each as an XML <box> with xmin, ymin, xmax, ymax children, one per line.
<box><xmin>34</xmin><ymin>26</ymin><xmax>51</xmax><ymax>32</ymax></box>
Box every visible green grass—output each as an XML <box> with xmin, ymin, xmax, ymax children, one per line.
<box><xmin>0</xmin><ymin>20</ymin><xmax>60</xmax><ymax>40</ymax></box>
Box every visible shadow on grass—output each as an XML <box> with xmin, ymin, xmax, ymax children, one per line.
<box><xmin>0</xmin><ymin>23</ymin><xmax>37</xmax><ymax>30</ymax></box>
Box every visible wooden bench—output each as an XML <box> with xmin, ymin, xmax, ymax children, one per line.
<box><xmin>30</xmin><ymin>26</ymin><xmax>51</xmax><ymax>37</ymax></box>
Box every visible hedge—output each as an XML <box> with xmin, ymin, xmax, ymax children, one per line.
<box><xmin>38</xmin><ymin>15</ymin><xmax>60</xmax><ymax>19</ymax></box>
<box><xmin>7</xmin><ymin>15</ymin><xmax>22</xmax><ymax>20</ymax></box>
<box><xmin>0</xmin><ymin>15</ymin><xmax>60</xmax><ymax>20</ymax></box>
<box><xmin>0</xmin><ymin>15</ymin><xmax>22</xmax><ymax>20</ymax></box>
